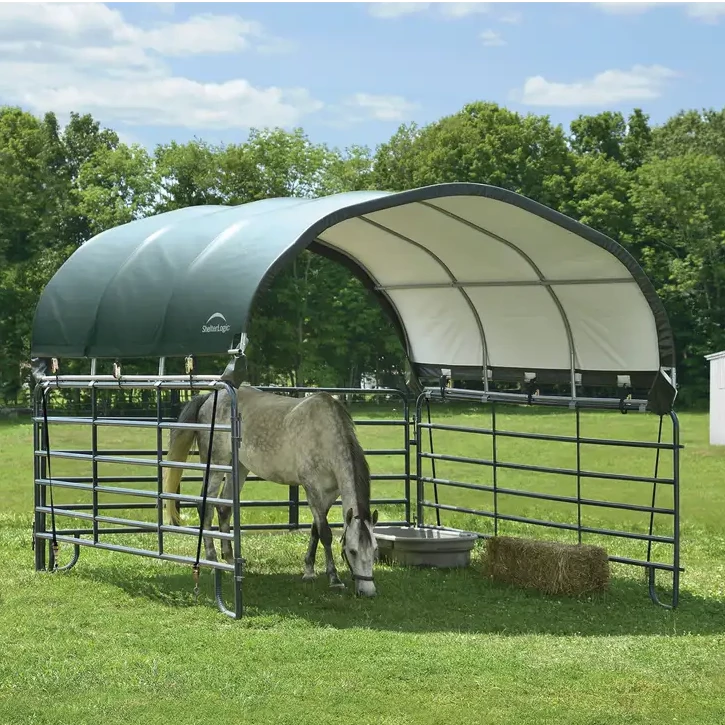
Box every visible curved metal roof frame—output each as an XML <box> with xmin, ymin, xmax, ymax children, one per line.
<box><xmin>31</xmin><ymin>182</ymin><xmax>675</xmax><ymax>389</ymax></box>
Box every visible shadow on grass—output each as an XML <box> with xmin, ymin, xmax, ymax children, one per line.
<box><xmin>72</xmin><ymin>558</ymin><xmax>725</xmax><ymax>637</ymax></box>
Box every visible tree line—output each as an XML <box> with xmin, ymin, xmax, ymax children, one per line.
<box><xmin>1</xmin><ymin>102</ymin><xmax>724</xmax><ymax>407</ymax></box>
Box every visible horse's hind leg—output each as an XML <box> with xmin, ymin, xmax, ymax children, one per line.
<box><xmin>198</xmin><ymin>469</ymin><xmax>226</xmax><ymax>562</ymax></box>
<box><xmin>218</xmin><ymin>465</ymin><xmax>249</xmax><ymax>565</ymax></box>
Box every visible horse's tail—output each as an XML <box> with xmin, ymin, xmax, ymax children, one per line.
<box><xmin>162</xmin><ymin>393</ymin><xmax>211</xmax><ymax>526</ymax></box>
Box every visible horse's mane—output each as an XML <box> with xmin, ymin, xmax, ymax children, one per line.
<box><xmin>335</xmin><ymin>400</ymin><xmax>372</xmax><ymax>526</ymax></box>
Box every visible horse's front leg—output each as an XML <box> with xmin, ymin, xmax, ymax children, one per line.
<box><xmin>218</xmin><ymin>465</ymin><xmax>249</xmax><ymax>565</ymax></box>
<box><xmin>318</xmin><ymin>516</ymin><xmax>344</xmax><ymax>588</ymax></box>
<box><xmin>302</xmin><ymin>522</ymin><xmax>319</xmax><ymax>581</ymax></box>
<box><xmin>305</xmin><ymin>487</ymin><xmax>343</xmax><ymax>588</ymax></box>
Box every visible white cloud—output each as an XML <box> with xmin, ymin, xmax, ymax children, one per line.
<box><xmin>480</xmin><ymin>29</ymin><xmax>506</xmax><ymax>46</ymax></box>
<box><xmin>131</xmin><ymin>14</ymin><xmax>265</xmax><ymax>56</ymax></box>
<box><xmin>0</xmin><ymin>3</ymin><xmax>319</xmax><ymax>131</ymax></box>
<box><xmin>438</xmin><ymin>3</ymin><xmax>491</xmax><ymax>18</ymax></box>
<box><xmin>499</xmin><ymin>11</ymin><xmax>522</xmax><ymax>24</ymax></box>
<box><xmin>367</xmin><ymin>2</ymin><xmax>431</xmax><ymax>18</ymax></box>
<box><xmin>155</xmin><ymin>2</ymin><xmax>176</xmax><ymax>16</ymax></box>
<box><xmin>685</xmin><ymin>2</ymin><xmax>725</xmax><ymax>23</ymax></box>
<box><xmin>593</xmin><ymin>2</ymin><xmax>659</xmax><ymax>15</ymax></box>
<box><xmin>512</xmin><ymin>64</ymin><xmax>679</xmax><ymax>107</ymax></box>
<box><xmin>368</xmin><ymin>1</ymin><xmax>490</xmax><ymax>18</ymax></box>
<box><xmin>342</xmin><ymin>93</ymin><xmax>419</xmax><ymax>122</ymax></box>
<box><xmin>595</xmin><ymin>2</ymin><xmax>725</xmax><ymax>23</ymax></box>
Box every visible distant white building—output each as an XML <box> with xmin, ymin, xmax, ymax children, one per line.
<box><xmin>705</xmin><ymin>350</ymin><xmax>725</xmax><ymax>445</ymax></box>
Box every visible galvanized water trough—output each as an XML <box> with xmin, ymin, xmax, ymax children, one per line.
<box><xmin>374</xmin><ymin>526</ymin><xmax>478</xmax><ymax>568</ymax></box>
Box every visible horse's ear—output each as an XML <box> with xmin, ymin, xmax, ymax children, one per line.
<box><xmin>345</xmin><ymin>508</ymin><xmax>354</xmax><ymax>525</ymax></box>
<box><xmin>372</xmin><ymin>509</ymin><xmax>378</xmax><ymax>525</ymax></box>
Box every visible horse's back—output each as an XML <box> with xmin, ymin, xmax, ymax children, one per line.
<box><xmin>237</xmin><ymin>388</ymin><xmax>355</xmax><ymax>486</ymax></box>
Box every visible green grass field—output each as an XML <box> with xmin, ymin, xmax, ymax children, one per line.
<box><xmin>1</xmin><ymin>403</ymin><xmax>725</xmax><ymax>724</ymax></box>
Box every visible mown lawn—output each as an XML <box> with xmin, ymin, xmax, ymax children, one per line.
<box><xmin>1</xmin><ymin>403</ymin><xmax>724</xmax><ymax>725</ymax></box>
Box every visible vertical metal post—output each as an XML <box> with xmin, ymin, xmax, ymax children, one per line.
<box><xmin>415</xmin><ymin>394</ymin><xmax>425</xmax><ymax>528</ymax></box>
<box><xmin>156</xmin><ymin>381</ymin><xmax>164</xmax><ymax>556</ymax></box>
<box><xmin>91</xmin><ymin>381</ymin><xmax>99</xmax><ymax>544</ymax></box>
<box><xmin>671</xmin><ymin>411</ymin><xmax>681</xmax><ymax>608</ymax></box>
<box><xmin>576</xmin><ymin>405</ymin><xmax>582</xmax><ymax>544</ymax></box>
<box><xmin>646</xmin><ymin>415</ymin><xmax>664</xmax><ymax>566</ymax></box>
<box><xmin>425</xmin><ymin>398</ymin><xmax>441</xmax><ymax>527</ymax></box>
<box><xmin>33</xmin><ymin>385</ymin><xmax>47</xmax><ymax>571</ymax></box>
<box><xmin>492</xmin><ymin>400</ymin><xmax>498</xmax><ymax>537</ymax></box>
<box><xmin>403</xmin><ymin>396</ymin><xmax>412</xmax><ymax>525</ymax></box>
<box><xmin>228</xmin><ymin>382</ymin><xmax>244</xmax><ymax>619</ymax></box>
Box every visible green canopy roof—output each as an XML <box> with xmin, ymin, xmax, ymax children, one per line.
<box><xmin>31</xmin><ymin>182</ymin><xmax>674</xmax><ymax>387</ymax></box>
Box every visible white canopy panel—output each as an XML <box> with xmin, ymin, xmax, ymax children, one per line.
<box><xmin>314</xmin><ymin>186</ymin><xmax>673</xmax><ymax>388</ymax></box>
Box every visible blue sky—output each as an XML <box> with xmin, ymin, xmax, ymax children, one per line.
<box><xmin>0</xmin><ymin>1</ymin><xmax>723</xmax><ymax>152</ymax></box>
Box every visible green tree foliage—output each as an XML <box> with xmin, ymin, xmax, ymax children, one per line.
<box><xmin>374</xmin><ymin>102</ymin><xmax>573</xmax><ymax>208</ymax></box>
<box><xmin>77</xmin><ymin>143</ymin><xmax>157</xmax><ymax>236</ymax></box>
<box><xmin>651</xmin><ymin>108</ymin><xmax>725</xmax><ymax>161</ymax></box>
<box><xmin>2</xmin><ymin>101</ymin><xmax>725</xmax><ymax>407</ymax></box>
<box><xmin>0</xmin><ymin>108</ymin><xmax>71</xmax><ymax>399</ymax></box>
<box><xmin>630</xmin><ymin>153</ymin><xmax>725</xmax><ymax>403</ymax></box>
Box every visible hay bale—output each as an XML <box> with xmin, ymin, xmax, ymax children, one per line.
<box><xmin>483</xmin><ymin>536</ymin><xmax>610</xmax><ymax>597</ymax></box>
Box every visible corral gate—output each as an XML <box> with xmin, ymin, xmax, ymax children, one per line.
<box><xmin>30</xmin><ymin>182</ymin><xmax>682</xmax><ymax>616</ymax></box>
<box><xmin>33</xmin><ymin>371</ymin><xmax>411</xmax><ymax>617</ymax></box>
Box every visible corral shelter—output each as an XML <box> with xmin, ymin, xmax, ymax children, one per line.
<box><xmin>705</xmin><ymin>350</ymin><xmax>725</xmax><ymax>445</ymax></box>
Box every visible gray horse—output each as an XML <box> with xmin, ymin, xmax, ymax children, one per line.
<box><xmin>162</xmin><ymin>385</ymin><xmax>378</xmax><ymax>597</ymax></box>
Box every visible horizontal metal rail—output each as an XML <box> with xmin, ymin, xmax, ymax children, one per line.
<box><xmin>35</xmin><ymin>448</ymin><xmax>407</xmax><ymax>458</ymax></box>
<box><xmin>418</xmin><ymin>422</ymin><xmax>681</xmax><ymax>451</ymax></box>
<box><xmin>35</xmin><ymin>477</ymin><xmax>408</xmax><ymax>512</ymax></box>
<box><xmin>421</xmin><ymin>501</ymin><xmax>675</xmax><ymax>544</ymax></box>
<box><xmin>35</xmin><ymin>505</ymin><xmax>234</xmax><ymax>541</ymax></box>
<box><xmin>48</xmin><ymin>526</ymin><xmax>154</xmax><ymax>537</ymax></box>
<box><xmin>34</xmin><ymin>415</ymin><xmax>408</xmax><ymax>431</ymax></box>
<box><xmin>34</xmin><ymin>532</ymin><xmax>234</xmax><ymax>572</ymax></box>
<box><xmin>425</xmin><ymin>386</ymin><xmax>650</xmax><ymax>412</ymax></box>
<box><xmin>419</xmin><ymin>476</ymin><xmax>675</xmax><ymax>515</ymax></box>
<box><xmin>39</xmin><ymin>378</ymin><xmax>408</xmax><ymax>395</ymax></box>
<box><xmin>43</xmin><ymin>471</ymin><xmax>409</xmax><ymax>485</ymax></box>
<box><xmin>34</xmin><ymin>449</ymin><xmax>233</xmax><ymax>473</ymax></box>
<box><xmin>420</xmin><ymin>451</ymin><xmax>674</xmax><ymax>485</ymax></box>
<box><xmin>38</xmin><ymin>380</ymin><xmax>243</xmax><ymax>392</ymax></box>
<box><xmin>34</xmin><ymin>416</ymin><xmax>233</xmax><ymax>433</ymax></box>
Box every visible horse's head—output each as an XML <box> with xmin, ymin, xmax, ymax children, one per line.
<box><xmin>341</xmin><ymin>507</ymin><xmax>379</xmax><ymax>597</ymax></box>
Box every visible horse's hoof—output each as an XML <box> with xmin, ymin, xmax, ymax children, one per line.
<box><xmin>329</xmin><ymin>581</ymin><xmax>346</xmax><ymax>589</ymax></box>
<box><xmin>302</xmin><ymin>573</ymin><xmax>316</xmax><ymax>582</ymax></box>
